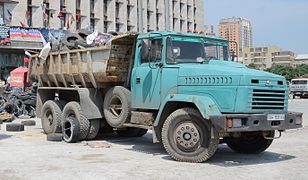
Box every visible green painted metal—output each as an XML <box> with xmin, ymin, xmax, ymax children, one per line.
<box><xmin>130</xmin><ymin>31</ymin><xmax>288</xmax><ymax>126</ymax></box>
<box><xmin>153</xmin><ymin>94</ymin><xmax>222</xmax><ymax>126</ymax></box>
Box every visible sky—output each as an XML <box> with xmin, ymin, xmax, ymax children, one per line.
<box><xmin>204</xmin><ymin>0</ymin><xmax>308</xmax><ymax>54</ymax></box>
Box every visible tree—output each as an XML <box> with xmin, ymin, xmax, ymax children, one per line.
<box><xmin>265</xmin><ymin>65</ymin><xmax>308</xmax><ymax>80</ymax></box>
<box><xmin>247</xmin><ymin>63</ymin><xmax>257</xmax><ymax>69</ymax></box>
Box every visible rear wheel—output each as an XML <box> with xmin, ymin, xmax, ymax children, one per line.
<box><xmin>41</xmin><ymin>100</ymin><xmax>63</xmax><ymax>134</ymax></box>
<box><xmin>62</xmin><ymin>102</ymin><xmax>90</xmax><ymax>141</ymax></box>
<box><xmin>86</xmin><ymin>119</ymin><xmax>100</xmax><ymax>140</ymax></box>
<box><xmin>62</xmin><ymin>117</ymin><xmax>80</xmax><ymax>143</ymax></box>
<box><xmin>226</xmin><ymin>131</ymin><xmax>274</xmax><ymax>154</ymax></box>
<box><xmin>161</xmin><ymin>108</ymin><xmax>219</xmax><ymax>163</ymax></box>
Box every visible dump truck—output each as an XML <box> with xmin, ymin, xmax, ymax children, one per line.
<box><xmin>29</xmin><ymin>31</ymin><xmax>303</xmax><ymax>163</ymax></box>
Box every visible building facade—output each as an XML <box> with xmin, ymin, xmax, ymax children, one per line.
<box><xmin>219</xmin><ymin>17</ymin><xmax>252</xmax><ymax>58</ymax></box>
<box><xmin>272</xmin><ymin>51</ymin><xmax>295</xmax><ymax>67</ymax></box>
<box><xmin>0</xmin><ymin>0</ymin><xmax>205</xmax><ymax>33</ymax></box>
<box><xmin>242</xmin><ymin>46</ymin><xmax>281</xmax><ymax>70</ymax></box>
<box><xmin>294</xmin><ymin>54</ymin><xmax>308</xmax><ymax>66</ymax></box>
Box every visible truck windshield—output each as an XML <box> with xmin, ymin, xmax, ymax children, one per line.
<box><xmin>166</xmin><ymin>36</ymin><xmax>228</xmax><ymax>64</ymax></box>
<box><xmin>292</xmin><ymin>80</ymin><xmax>308</xmax><ymax>85</ymax></box>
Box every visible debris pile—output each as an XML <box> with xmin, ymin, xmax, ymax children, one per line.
<box><xmin>49</xmin><ymin>29</ymin><xmax>114</xmax><ymax>51</ymax></box>
<box><xmin>0</xmin><ymin>83</ymin><xmax>37</xmax><ymax>119</ymax></box>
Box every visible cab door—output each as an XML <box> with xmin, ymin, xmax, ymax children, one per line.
<box><xmin>131</xmin><ymin>38</ymin><xmax>163</xmax><ymax>109</ymax></box>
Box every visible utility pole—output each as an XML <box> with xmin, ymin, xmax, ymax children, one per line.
<box><xmin>137</xmin><ymin>0</ymin><xmax>143</xmax><ymax>33</ymax></box>
<box><xmin>164</xmin><ymin>0</ymin><xmax>170</xmax><ymax>31</ymax></box>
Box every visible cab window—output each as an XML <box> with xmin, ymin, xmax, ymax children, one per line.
<box><xmin>140</xmin><ymin>38</ymin><xmax>162</xmax><ymax>64</ymax></box>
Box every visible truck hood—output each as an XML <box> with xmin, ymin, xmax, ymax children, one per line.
<box><xmin>177</xmin><ymin>61</ymin><xmax>285</xmax><ymax>86</ymax></box>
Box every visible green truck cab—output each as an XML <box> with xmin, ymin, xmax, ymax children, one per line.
<box><xmin>30</xmin><ymin>31</ymin><xmax>303</xmax><ymax>163</ymax></box>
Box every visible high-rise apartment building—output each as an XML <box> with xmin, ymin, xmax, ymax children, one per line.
<box><xmin>0</xmin><ymin>0</ymin><xmax>205</xmax><ymax>33</ymax></box>
<box><xmin>204</xmin><ymin>25</ymin><xmax>218</xmax><ymax>58</ymax></box>
<box><xmin>219</xmin><ymin>17</ymin><xmax>252</xmax><ymax>58</ymax></box>
<box><xmin>243</xmin><ymin>46</ymin><xmax>281</xmax><ymax>70</ymax></box>
<box><xmin>272</xmin><ymin>51</ymin><xmax>295</xmax><ymax>67</ymax></box>
<box><xmin>243</xmin><ymin>46</ymin><xmax>296</xmax><ymax>69</ymax></box>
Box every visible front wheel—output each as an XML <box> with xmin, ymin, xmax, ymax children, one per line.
<box><xmin>161</xmin><ymin>108</ymin><xmax>219</xmax><ymax>163</ymax></box>
<box><xmin>226</xmin><ymin>131</ymin><xmax>274</xmax><ymax>154</ymax></box>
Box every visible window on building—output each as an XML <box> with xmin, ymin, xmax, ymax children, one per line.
<box><xmin>180</xmin><ymin>20</ymin><xmax>183</xmax><ymax>32</ymax></box>
<box><xmin>256</xmin><ymin>48</ymin><xmax>262</xmax><ymax>52</ymax></box>
<box><xmin>127</xmin><ymin>25</ymin><xmax>132</xmax><ymax>32</ymax></box>
<box><xmin>104</xmin><ymin>21</ymin><xmax>108</xmax><ymax>33</ymax></box>
<box><xmin>104</xmin><ymin>0</ymin><xmax>108</xmax><ymax>15</ymax></box>
<box><xmin>76</xmin><ymin>0</ymin><xmax>81</xmax><ymax>29</ymax></box>
<box><xmin>115</xmin><ymin>2</ymin><xmax>120</xmax><ymax>19</ymax></box>
<box><xmin>156</xmin><ymin>13</ymin><xmax>160</xmax><ymax>30</ymax></box>
<box><xmin>180</xmin><ymin>3</ymin><xmax>183</xmax><ymax>14</ymax></box>
<box><xmin>116</xmin><ymin>23</ymin><xmax>120</xmax><ymax>32</ymax></box>
<box><xmin>173</xmin><ymin>18</ymin><xmax>176</xmax><ymax>30</ymax></box>
<box><xmin>90</xmin><ymin>0</ymin><xmax>95</xmax><ymax>31</ymax></box>
<box><xmin>27</xmin><ymin>0</ymin><xmax>33</xmax><ymax>27</ymax></box>
<box><xmin>60</xmin><ymin>0</ymin><xmax>67</xmax><ymax>29</ymax></box>
<box><xmin>43</xmin><ymin>0</ymin><xmax>51</xmax><ymax>28</ymax></box>
<box><xmin>187</xmin><ymin>21</ymin><xmax>192</xmax><ymax>30</ymax></box>
<box><xmin>127</xmin><ymin>4</ymin><xmax>131</xmax><ymax>20</ymax></box>
<box><xmin>0</xmin><ymin>3</ymin><xmax>4</xmax><ymax>25</ymax></box>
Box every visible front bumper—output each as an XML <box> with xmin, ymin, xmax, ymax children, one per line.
<box><xmin>211</xmin><ymin>112</ymin><xmax>303</xmax><ymax>133</ymax></box>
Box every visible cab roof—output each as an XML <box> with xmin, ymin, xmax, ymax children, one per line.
<box><xmin>137</xmin><ymin>31</ymin><xmax>228</xmax><ymax>42</ymax></box>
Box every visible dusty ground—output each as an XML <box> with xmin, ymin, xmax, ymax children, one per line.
<box><xmin>0</xmin><ymin>99</ymin><xmax>307</xmax><ymax>180</ymax></box>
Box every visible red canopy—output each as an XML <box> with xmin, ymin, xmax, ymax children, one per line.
<box><xmin>9</xmin><ymin>67</ymin><xmax>28</xmax><ymax>87</ymax></box>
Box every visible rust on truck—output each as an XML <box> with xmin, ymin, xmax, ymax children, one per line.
<box><xmin>28</xmin><ymin>33</ymin><xmax>137</xmax><ymax>88</ymax></box>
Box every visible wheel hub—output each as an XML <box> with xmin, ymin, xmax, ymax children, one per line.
<box><xmin>174</xmin><ymin>122</ymin><xmax>200</xmax><ymax>150</ymax></box>
<box><xmin>63</xmin><ymin>120</ymin><xmax>72</xmax><ymax>140</ymax></box>
<box><xmin>109</xmin><ymin>96</ymin><xmax>123</xmax><ymax>118</ymax></box>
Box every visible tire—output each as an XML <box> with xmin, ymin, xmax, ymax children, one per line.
<box><xmin>103</xmin><ymin>86</ymin><xmax>131</xmax><ymax>128</ymax></box>
<box><xmin>117</xmin><ymin>128</ymin><xmax>148</xmax><ymax>137</ymax></box>
<box><xmin>86</xmin><ymin>119</ymin><xmax>100</xmax><ymax>140</ymax></box>
<box><xmin>61</xmin><ymin>34</ymin><xmax>82</xmax><ymax>48</ymax></box>
<box><xmin>47</xmin><ymin>133</ymin><xmax>63</xmax><ymax>142</ymax></box>
<box><xmin>4</xmin><ymin>103</ymin><xmax>14</xmax><ymax>114</ymax></box>
<box><xmin>21</xmin><ymin>120</ymin><xmax>36</xmax><ymax>126</ymax></box>
<box><xmin>62</xmin><ymin>116</ymin><xmax>80</xmax><ymax>143</ymax></box>
<box><xmin>62</xmin><ymin>102</ymin><xmax>90</xmax><ymax>140</ymax></box>
<box><xmin>226</xmin><ymin>131</ymin><xmax>274</xmax><ymax>154</ymax></box>
<box><xmin>13</xmin><ymin>99</ymin><xmax>24</xmax><ymax>117</ymax></box>
<box><xmin>6</xmin><ymin>123</ymin><xmax>24</xmax><ymax>132</ymax></box>
<box><xmin>41</xmin><ymin>100</ymin><xmax>63</xmax><ymax>134</ymax></box>
<box><xmin>28</xmin><ymin>107</ymin><xmax>36</xmax><ymax>118</ymax></box>
<box><xmin>161</xmin><ymin>108</ymin><xmax>219</xmax><ymax>163</ymax></box>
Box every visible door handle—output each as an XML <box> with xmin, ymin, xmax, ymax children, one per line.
<box><xmin>136</xmin><ymin>78</ymin><xmax>141</xmax><ymax>84</ymax></box>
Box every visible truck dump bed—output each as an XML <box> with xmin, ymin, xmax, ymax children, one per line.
<box><xmin>29</xmin><ymin>33</ymin><xmax>137</xmax><ymax>88</ymax></box>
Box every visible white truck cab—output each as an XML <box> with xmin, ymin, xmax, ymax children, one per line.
<box><xmin>290</xmin><ymin>78</ymin><xmax>308</xmax><ymax>98</ymax></box>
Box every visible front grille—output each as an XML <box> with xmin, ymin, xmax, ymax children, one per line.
<box><xmin>251</xmin><ymin>89</ymin><xmax>286</xmax><ymax>110</ymax></box>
